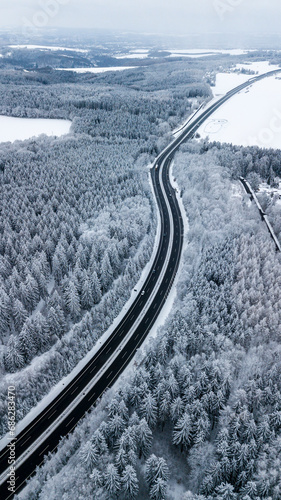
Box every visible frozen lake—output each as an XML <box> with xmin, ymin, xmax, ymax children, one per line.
<box><xmin>0</xmin><ymin>116</ymin><xmax>72</xmax><ymax>143</ymax></box>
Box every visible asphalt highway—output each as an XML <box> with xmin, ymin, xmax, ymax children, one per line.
<box><xmin>0</xmin><ymin>68</ymin><xmax>280</xmax><ymax>499</ymax></box>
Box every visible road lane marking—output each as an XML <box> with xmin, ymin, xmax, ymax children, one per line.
<box><xmin>88</xmin><ymin>392</ymin><xmax>96</xmax><ymax>402</ymax></box>
<box><xmin>48</xmin><ymin>410</ymin><xmax>57</xmax><ymax>420</ymax></box>
<box><xmin>20</xmin><ymin>436</ymin><xmax>31</xmax><ymax>447</ymax></box>
<box><xmin>39</xmin><ymin>445</ymin><xmax>49</xmax><ymax>457</ymax></box>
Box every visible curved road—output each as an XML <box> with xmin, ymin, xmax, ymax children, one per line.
<box><xmin>0</xmin><ymin>68</ymin><xmax>280</xmax><ymax>499</ymax></box>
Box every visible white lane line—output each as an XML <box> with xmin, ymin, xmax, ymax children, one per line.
<box><xmin>39</xmin><ymin>445</ymin><xmax>49</xmax><ymax>457</ymax></box>
<box><xmin>70</xmin><ymin>387</ymin><xmax>79</xmax><ymax>395</ymax></box>
<box><xmin>106</xmin><ymin>371</ymin><xmax>113</xmax><ymax>380</ymax></box>
<box><xmin>121</xmin><ymin>350</ymin><xmax>127</xmax><ymax>359</ymax></box>
<box><xmin>66</xmin><ymin>418</ymin><xmax>74</xmax><ymax>427</ymax></box>
<box><xmin>88</xmin><ymin>392</ymin><xmax>96</xmax><ymax>402</ymax></box>
<box><xmin>48</xmin><ymin>410</ymin><xmax>57</xmax><ymax>420</ymax></box>
<box><xmin>90</xmin><ymin>365</ymin><xmax>97</xmax><ymax>374</ymax></box>
<box><xmin>20</xmin><ymin>436</ymin><xmax>31</xmax><ymax>447</ymax></box>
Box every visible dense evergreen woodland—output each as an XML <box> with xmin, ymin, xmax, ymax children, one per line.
<box><xmin>204</xmin><ymin>141</ymin><xmax>281</xmax><ymax>241</ymax></box>
<box><xmin>0</xmin><ymin>61</ymin><xmax>212</xmax><ymax>435</ymax></box>
<box><xmin>19</xmin><ymin>141</ymin><xmax>281</xmax><ymax>499</ymax></box>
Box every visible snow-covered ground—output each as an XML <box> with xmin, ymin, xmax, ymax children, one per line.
<box><xmin>172</xmin><ymin>102</ymin><xmax>205</xmax><ymax>137</ymax></box>
<box><xmin>212</xmin><ymin>61</ymin><xmax>280</xmax><ymax>96</ymax></box>
<box><xmin>8</xmin><ymin>44</ymin><xmax>88</xmax><ymax>53</ymax></box>
<box><xmin>258</xmin><ymin>181</ymin><xmax>281</xmax><ymax>204</ymax></box>
<box><xmin>198</xmin><ymin>72</ymin><xmax>281</xmax><ymax>149</ymax></box>
<box><xmin>56</xmin><ymin>66</ymin><xmax>136</xmax><ymax>73</ymax></box>
<box><xmin>235</xmin><ymin>61</ymin><xmax>279</xmax><ymax>75</ymax></box>
<box><xmin>116</xmin><ymin>48</ymin><xmax>252</xmax><ymax>60</ymax></box>
<box><xmin>0</xmin><ymin>116</ymin><xmax>71</xmax><ymax>143</ymax></box>
<box><xmin>167</xmin><ymin>48</ymin><xmax>251</xmax><ymax>58</ymax></box>
<box><xmin>212</xmin><ymin>72</ymin><xmax>253</xmax><ymax>96</ymax></box>
<box><xmin>115</xmin><ymin>50</ymin><xmax>149</xmax><ymax>59</ymax></box>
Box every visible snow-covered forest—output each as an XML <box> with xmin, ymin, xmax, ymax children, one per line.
<box><xmin>1</xmin><ymin>30</ymin><xmax>281</xmax><ymax>499</ymax></box>
<box><xmin>0</xmin><ymin>60</ymin><xmax>211</xmax><ymax>435</ymax></box>
<box><xmin>200</xmin><ymin>141</ymin><xmax>281</xmax><ymax>242</ymax></box>
<box><xmin>18</xmin><ymin>141</ymin><xmax>281</xmax><ymax>499</ymax></box>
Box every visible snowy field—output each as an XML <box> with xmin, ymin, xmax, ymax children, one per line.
<box><xmin>212</xmin><ymin>61</ymin><xmax>280</xmax><ymax>96</ymax></box>
<box><xmin>56</xmin><ymin>66</ymin><xmax>136</xmax><ymax>73</ymax></box>
<box><xmin>8</xmin><ymin>44</ymin><xmax>88</xmax><ymax>53</ymax></box>
<box><xmin>0</xmin><ymin>116</ymin><xmax>71</xmax><ymax>143</ymax></box>
<box><xmin>167</xmin><ymin>48</ymin><xmax>251</xmax><ymax>58</ymax></box>
<box><xmin>198</xmin><ymin>74</ymin><xmax>281</xmax><ymax>149</ymax></box>
<box><xmin>212</xmin><ymin>72</ymin><xmax>253</xmax><ymax>96</ymax></box>
<box><xmin>115</xmin><ymin>50</ymin><xmax>149</xmax><ymax>59</ymax></box>
<box><xmin>116</xmin><ymin>48</ymin><xmax>252</xmax><ymax>60</ymax></box>
<box><xmin>235</xmin><ymin>61</ymin><xmax>280</xmax><ymax>75</ymax></box>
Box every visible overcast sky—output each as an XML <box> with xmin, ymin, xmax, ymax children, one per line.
<box><xmin>0</xmin><ymin>0</ymin><xmax>280</xmax><ymax>35</ymax></box>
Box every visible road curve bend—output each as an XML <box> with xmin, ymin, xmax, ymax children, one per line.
<box><xmin>0</xmin><ymin>68</ymin><xmax>280</xmax><ymax>499</ymax></box>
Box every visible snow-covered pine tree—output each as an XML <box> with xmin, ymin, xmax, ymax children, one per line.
<box><xmin>91</xmin><ymin>270</ymin><xmax>102</xmax><ymax>304</ymax></box>
<box><xmin>173</xmin><ymin>412</ymin><xmax>192</xmax><ymax>452</ymax></box>
<box><xmin>81</xmin><ymin>270</ymin><xmax>94</xmax><ymax>310</ymax></box>
<box><xmin>149</xmin><ymin>477</ymin><xmax>168</xmax><ymax>500</ymax></box>
<box><xmin>12</xmin><ymin>298</ymin><xmax>28</xmax><ymax>332</ymax></box>
<box><xmin>64</xmin><ymin>279</ymin><xmax>81</xmax><ymax>320</ymax></box>
<box><xmin>4</xmin><ymin>334</ymin><xmax>25</xmax><ymax>372</ymax></box>
<box><xmin>103</xmin><ymin>463</ymin><xmax>120</xmax><ymax>497</ymax></box>
<box><xmin>137</xmin><ymin>418</ymin><xmax>153</xmax><ymax>459</ymax></box>
<box><xmin>120</xmin><ymin>465</ymin><xmax>139</xmax><ymax>500</ymax></box>
<box><xmin>140</xmin><ymin>392</ymin><xmax>158</xmax><ymax>428</ymax></box>
<box><xmin>145</xmin><ymin>455</ymin><xmax>170</xmax><ymax>488</ymax></box>
<box><xmin>47</xmin><ymin>305</ymin><xmax>66</xmax><ymax>338</ymax></box>
<box><xmin>79</xmin><ymin>441</ymin><xmax>99</xmax><ymax>470</ymax></box>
